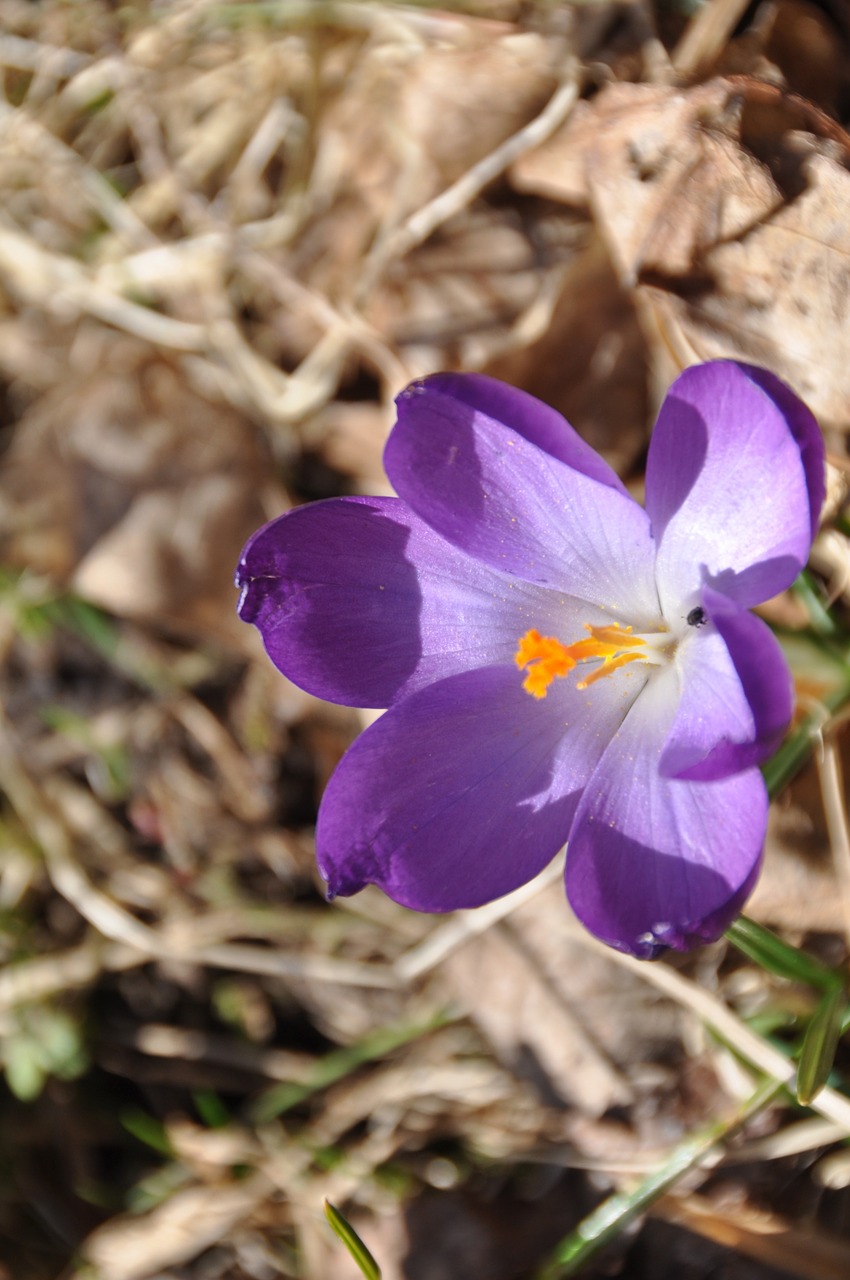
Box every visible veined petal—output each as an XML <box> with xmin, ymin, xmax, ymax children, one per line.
<box><xmin>385</xmin><ymin>376</ymin><xmax>659</xmax><ymax>621</ymax></box>
<box><xmin>646</xmin><ymin>362</ymin><xmax>824</xmax><ymax>611</ymax></box>
<box><xmin>317</xmin><ymin>664</ymin><xmax>643</xmax><ymax>911</ymax></box>
<box><xmin>660</xmin><ymin>586</ymin><xmax>793</xmax><ymax>781</ymax></box>
<box><xmin>422</xmin><ymin>373</ymin><xmax>628</xmax><ymax>494</ymax></box>
<box><xmin>742</xmin><ymin>365</ymin><xmax>825</xmax><ymax>542</ymax></box>
<box><xmin>566</xmin><ymin>670</ymin><xmax>767</xmax><ymax>958</ymax></box>
<box><xmin>236</xmin><ymin>496</ymin><xmax>609</xmax><ymax>708</ymax></box>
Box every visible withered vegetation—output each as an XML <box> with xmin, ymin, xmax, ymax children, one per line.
<box><xmin>2</xmin><ymin>2</ymin><xmax>850</xmax><ymax>1277</ymax></box>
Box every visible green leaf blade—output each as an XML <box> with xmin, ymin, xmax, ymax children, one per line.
<box><xmin>324</xmin><ymin>1200</ymin><xmax>382</xmax><ymax>1280</ymax></box>
<box><xmin>797</xmin><ymin>983</ymin><xmax>847</xmax><ymax>1106</ymax></box>
<box><xmin>726</xmin><ymin>917</ymin><xmax>842</xmax><ymax>993</ymax></box>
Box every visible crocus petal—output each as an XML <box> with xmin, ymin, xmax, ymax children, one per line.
<box><xmin>566</xmin><ymin>670</ymin><xmax>767</xmax><ymax>958</ymax></box>
<box><xmin>385</xmin><ymin>376</ymin><xmax>659</xmax><ymax>620</ymax></box>
<box><xmin>646</xmin><ymin>361</ymin><xmax>824</xmax><ymax>611</ymax></box>
<box><xmin>317</xmin><ymin>664</ymin><xmax>643</xmax><ymax>911</ymax></box>
<box><xmin>422</xmin><ymin>373</ymin><xmax>628</xmax><ymax>494</ymax></box>
<box><xmin>660</xmin><ymin>586</ymin><xmax>793</xmax><ymax>782</ymax></box>
<box><xmin>236</xmin><ymin>496</ymin><xmax>613</xmax><ymax>708</ymax></box>
<box><xmin>742</xmin><ymin>365</ymin><xmax>825</xmax><ymax>542</ymax></box>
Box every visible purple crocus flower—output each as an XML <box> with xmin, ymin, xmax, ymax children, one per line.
<box><xmin>236</xmin><ymin>362</ymin><xmax>823</xmax><ymax>958</ymax></box>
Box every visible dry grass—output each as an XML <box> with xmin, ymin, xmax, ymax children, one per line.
<box><xmin>2</xmin><ymin>2</ymin><xmax>850</xmax><ymax>1278</ymax></box>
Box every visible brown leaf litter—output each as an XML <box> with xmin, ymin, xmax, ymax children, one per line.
<box><xmin>1</xmin><ymin>2</ymin><xmax>850</xmax><ymax>1278</ymax></box>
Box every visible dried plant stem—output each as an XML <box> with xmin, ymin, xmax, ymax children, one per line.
<box><xmin>652</xmin><ymin>1191</ymin><xmax>850</xmax><ymax>1280</ymax></box>
<box><xmin>569</xmin><ymin>921</ymin><xmax>850</xmax><ymax>1132</ymax></box>
<box><xmin>0</xmin><ymin>939</ymin><xmax>143</xmax><ymax>1025</ymax></box>
<box><xmin>672</xmin><ymin>0</ymin><xmax>754</xmax><ymax>78</ymax></box>
<box><xmin>355</xmin><ymin>62</ymin><xmax>581</xmax><ymax>303</ymax></box>
<box><xmin>0</xmin><ymin>101</ymin><xmax>155</xmax><ymax>249</ymax></box>
<box><xmin>0</xmin><ymin>737</ymin><xmax>164</xmax><ymax>954</ymax></box>
<box><xmin>817</xmin><ymin>732</ymin><xmax>850</xmax><ymax>950</ymax></box>
<box><xmin>395</xmin><ymin>856</ymin><xmax>565</xmax><ymax>983</ymax></box>
<box><xmin>0</xmin><ymin>727</ymin><xmax>398</xmax><ymax>996</ymax></box>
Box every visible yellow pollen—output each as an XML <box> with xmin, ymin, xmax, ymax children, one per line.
<box><xmin>514</xmin><ymin>624</ymin><xmax>647</xmax><ymax>699</ymax></box>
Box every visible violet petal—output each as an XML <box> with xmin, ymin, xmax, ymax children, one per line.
<box><xmin>236</xmin><ymin>496</ymin><xmax>613</xmax><ymax>708</ymax></box>
<box><xmin>566</xmin><ymin>669</ymin><xmax>767</xmax><ymax>958</ymax></box>
<box><xmin>646</xmin><ymin>361</ymin><xmax>824</xmax><ymax>611</ymax></box>
<box><xmin>741</xmin><ymin>364</ymin><xmax>825</xmax><ymax>541</ymax></box>
<box><xmin>385</xmin><ymin>376</ymin><xmax>659</xmax><ymax>619</ymax></box>
<box><xmin>422</xmin><ymin>373</ymin><xmax>628</xmax><ymax>494</ymax></box>
<box><xmin>660</xmin><ymin>586</ymin><xmax>793</xmax><ymax>781</ymax></box>
<box><xmin>317</xmin><ymin>663</ymin><xmax>642</xmax><ymax>910</ymax></box>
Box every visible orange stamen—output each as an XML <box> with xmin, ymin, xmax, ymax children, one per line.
<box><xmin>515</xmin><ymin>624</ymin><xmax>648</xmax><ymax>699</ymax></box>
<box><xmin>576</xmin><ymin>650</ymin><xmax>642</xmax><ymax>690</ymax></box>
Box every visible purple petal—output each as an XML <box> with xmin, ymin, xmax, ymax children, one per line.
<box><xmin>646</xmin><ymin>361</ymin><xmax>824</xmax><ymax>611</ymax></box>
<box><xmin>317</xmin><ymin>664</ymin><xmax>643</xmax><ymax>911</ymax></box>
<box><xmin>385</xmin><ymin>376</ymin><xmax>659</xmax><ymax>620</ymax></box>
<box><xmin>423</xmin><ymin>373</ymin><xmax>628</xmax><ymax>494</ymax></box>
<box><xmin>566</xmin><ymin>670</ymin><xmax>767</xmax><ymax>958</ymax></box>
<box><xmin>236</xmin><ymin>496</ymin><xmax>613</xmax><ymax>708</ymax></box>
<box><xmin>741</xmin><ymin>365</ymin><xmax>825</xmax><ymax>542</ymax></box>
<box><xmin>660</xmin><ymin>586</ymin><xmax>793</xmax><ymax>782</ymax></box>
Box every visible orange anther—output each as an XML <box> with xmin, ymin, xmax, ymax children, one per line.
<box><xmin>515</xmin><ymin>623</ymin><xmax>647</xmax><ymax>698</ymax></box>
<box><xmin>514</xmin><ymin>629</ymin><xmax>576</xmax><ymax>698</ymax></box>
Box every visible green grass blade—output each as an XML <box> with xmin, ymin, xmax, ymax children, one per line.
<box><xmin>324</xmin><ymin>1200</ymin><xmax>381</xmax><ymax>1280</ymax></box>
<box><xmin>535</xmin><ymin>1078</ymin><xmax>780</xmax><ymax>1279</ymax></box>
<box><xmin>726</xmin><ymin>917</ymin><xmax>842</xmax><ymax>992</ymax></box>
<box><xmin>796</xmin><ymin>982</ymin><xmax>847</xmax><ymax>1106</ymax></box>
<box><xmin>791</xmin><ymin>570</ymin><xmax>842</xmax><ymax>639</ymax></box>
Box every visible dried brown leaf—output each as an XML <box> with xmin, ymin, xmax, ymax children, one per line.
<box><xmin>300</xmin><ymin>27</ymin><xmax>560</xmax><ymax>301</ymax></box>
<box><xmin>484</xmin><ymin>235</ymin><xmax>648</xmax><ymax>476</ymax></box>
<box><xmin>511</xmin><ymin>885</ymin><xmax>684</xmax><ymax>1073</ymax></box>
<box><xmin>750</xmin><ymin>767</ymin><xmax>846</xmax><ymax>935</ymax></box>
<box><xmin>0</xmin><ymin>338</ymin><xmax>277</xmax><ymax>641</ymax></box>
<box><xmin>514</xmin><ymin>76</ymin><xmax>850</xmax><ymax>429</ymax></box>
<box><xmin>761</xmin><ymin>0</ymin><xmax>850</xmax><ymax>116</ymax></box>
<box><xmin>643</xmin><ymin>140</ymin><xmax>850</xmax><ymax>426</ymax></box>
<box><xmin>442</xmin><ymin>920</ymin><xmax>632</xmax><ymax>1117</ymax></box>
<box><xmin>514</xmin><ymin>80</ymin><xmax>782</xmax><ymax>279</ymax></box>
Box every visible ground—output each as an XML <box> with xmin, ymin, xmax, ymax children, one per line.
<box><xmin>2</xmin><ymin>2</ymin><xmax>850</xmax><ymax>1277</ymax></box>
